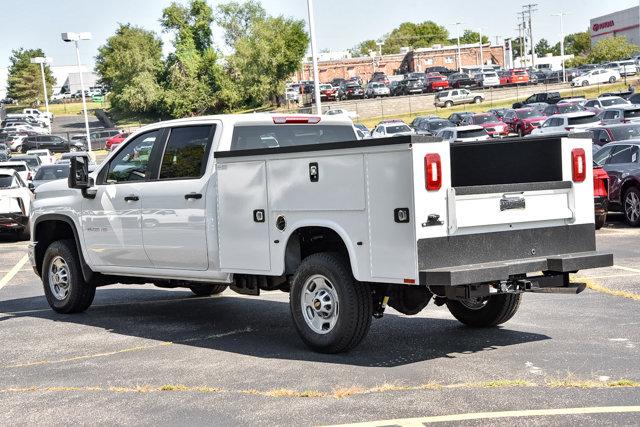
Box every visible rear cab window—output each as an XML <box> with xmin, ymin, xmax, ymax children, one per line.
<box><xmin>568</xmin><ymin>115</ymin><xmax>600</xmax><ymax>126</ymax></box>
<box><xmin>230</xmin><ymin>125</ymin><xmax>356</xmax><ymax>151</ymax></box>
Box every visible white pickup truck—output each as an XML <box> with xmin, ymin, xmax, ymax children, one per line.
<box><xmin>29</xmin><ymin>114</ymin><xmax>612</xmax><ymax>353</ymax></box>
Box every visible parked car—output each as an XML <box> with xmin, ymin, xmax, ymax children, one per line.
<box><xmin>583</xmin><ymin>96</ymin><xmax>630</xmax><ymax>110</ymax></box>
<box><xmin>461</xmin><ymin>113</ymin><xmax>509</xmax><ymax>137</ymax></box>
<box><xmin>423</xmin><ymin>74</ymin><xmax>449</xmax><ymax>92</ymax></box>
<box><xmin>571</xmin><ymin>68</ymin><xmax>621</xmax><ymax>87</ymax></box>
<box><xmin>593</xmin><ymin>141</ymin><xmax>640</xmax><ymax>226</ymax></box>
<box><xmin>413</xmin><ymin>118</ymin><xmax>455</xmax><ymax>136</ymax></box>
<box><xmin>531</xmin><ymin>112</ymin><xmax>600</xmax><ymax>136</ymax></box>
<box><xmin>31</xmin><ymin>164</ymin><xmax>71</xmax><ymax>189</ymax></box>
<box><xmin>395</xmin><ymin>79</ymin><xmax>424</xmax><ymax>96</ymax></box>
<box><xmin>105</xmin><ymin>132</ymin><xmax>131</xmax><ymax>150</ymax></box>
<box><xmin>506</xmin><ymin>69</ymin><xmax>530</xmax><ymax>85</ymax></box>
<box><xmin>87</xmin><ymin>129</ymin><xmax>123</xmax><ymax>150</ymax></box>
<box><xmin>0</xmin><ymin>168</ymin><xmax>33</xmax><ymax>239</ymax></box>
<box><xmin>317</xmin><ymin>84</ymin><xmax>338</xmax><ymax>102</ymax></box>
<box><xmin>447</xmin><ymin>112</ymin><xmax>474</xmax><ymax>126</ymax></box>
<box><xmin>435</xmin><ymin>125</ymin><xmax>490</xmax><ymax>142</ymax></box>
<box><xmin>541</xmin><ymin>103</ymin><xmax>586</xmax><ymax>117</ymax></box>
<box><xmin>0</xmin><ymin>160</ymin><xmax>32</xmax><ymax>182</ymax></box>
<box><xmin>409</xmin><ymin>115</ymin><xmax>439</xmax><ymax>129</ymax></box>
<box><xmin>589</xmin><ymin>123</ymin><xmax>640</xmax><ymax>146</ymax></box>
<box><xmin>370</xmin><ymin>72</ymin><xmax>390</xmax><ymax>86</ymax></box>
<box><xmin>434</xmin><ymin>89</ymin><xmax>484</xmax><ymax>108</ymax></box>
<box><xmin>474</xmin><ymin>71</ymin><xmax>500</xmax><ymax>87</ymax></box>
<box><xmin>338</xmin><ymin>82</ymin><xmax>364</xmax><ymax>100</ymax></box>
<box><xmin>2</xmin><ymin>123</ymin><xmax>48</xmax><ymax>135</ymax></box>
<box><xmin>11</xmin><ymin>154</ymin><xmax>41</xmax><ymax>172</ymax></box>
<box><xmin>370</xmin><ymin>122</ymin><xmax>414</xmax><ymax>138</ymax></box>
<box><xmin>324</xmin><ymin>109</ymin><xmax>358</xmax><ymax>120</ymax></box>
<box><xmin>502</xmin><ymin>108</ymin><xmax>547</xmax><ymax>136</ymax></box>
<box><xmin>593</xmin><ymin>165</ymin><xmax>609</xmax><ymax>229</ymax></box>
<box><xmin>3</xmin><ymin>134</ymin><xmax>28</xmax><ymax>153</ymax></box>
<box><xmin>628</xmin><ymin>93</ymin><xmax>640</xmax><ymax>105</ymax></box>
<box><xmin>512</xmin><ymin>92</ymin><xmax>561</xmax><ymax>109</ymax></box>
<box><xmin>0</xmin><ymin>143</ymin><xmax>10</xmax><ymax>159</ymax></box>
<box><xmin>598</xmin><ymin>105</ymin><xmax>640</xmax><ymax>125</ymax></box>
<box><xmin>26</xmin><ymin>149</ymin><xmax>56</xmax><ymax>165</ymax></box>
<box><xmin>448</xmin><ymin>73</ymin><xmax>475</xmax><ymax>89</ymax></box>
<box><xmin>606</xmin><ymin>60</ymin><xmax>638</xmax><ymax>76</ymax></box>
<box><xmin>364</xmin><ymin>82</ymin><xmax>390</xmax><ymax>98</ymax></box>
<box><xmin>23</xmin><ymin>135</ymin><xmax>84</xmax><ymax>153</ymax></box>
<box><xmin>22</xmin><ymin>108</ymin><xmax>54</xmax><ymax>122</ymax></box>
<box><xmin>487</xmin><ymin>108</ymin><xmax>509</xmax><ymax>120</ymax></box>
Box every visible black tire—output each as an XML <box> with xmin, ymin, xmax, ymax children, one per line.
<box><xmin>609</xmin><ymin>76</ymin><xmax>616</xmax><ymax>83</ymax></box>
<box><xmin>444</xmin><ymin>100</ymin><xmax>453</xmax><ymax>108</ymax></box>
<box><xmin>622</xmin><ymin>187</ymin><xmax>640</xmax><ymax>227</ymax></box>
<box><xmin>595</xmin><ymin>214</ymin><xmax>607</xmax><ymax>230</ymax></box>
<box><xmin>189</xmin><ymin>284</ymin><xmax>227</xmax><ymax>296</ymax></box>
<box><xmin>290</xmin><ymin>252</ymin><xmax>372</xmax><ymax>353</ymax></box>
<box><xmin>17</xmin><ymin>226</ymin><xmax>30</xmax><ymax>241</ymax></box>
<box><xmin>474</xmin><ymin>96</ymin><xmax>482</xmax><ymax>104</ymax></box>
<box><xmin>42</xmin><ymin>239</ymin><xmax>95</xmax><ymax>314</ymax></box>
<box><xmin>446</xmin><ymin>293</ymin><xmax>522</xmax><ymax>327</ymax></box>
<box><xmin>582</xmin><ymin>80</ymin><xmax>589</xmax><ymax>87</ymax></box>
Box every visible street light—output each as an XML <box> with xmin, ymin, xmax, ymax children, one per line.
<box><xmin>30</xmin><ymin>56</ymin><xmax>52</xmax><ymax>126</ymax></box>
<box><xmin>306</xmin><ymin>0</ymin><xmax>322</xmax><ymax>115</ymax></box>
<box><xmin>551</xmin><ymin>12</ymin><xmax>569</xmax><ymax>83</ymax></box>
<box><xmin>61</xmin><ymin>31</ymin><xmax>92</xmax><ymax>151</ymax></box>
<box><xmin>452</xmin><ymin>22</ymin><xmax>464</xmax><ymax>72</ymax></box>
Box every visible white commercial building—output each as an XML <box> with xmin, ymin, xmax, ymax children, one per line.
<box><xmin>0</xmin><ymin>64</ymin><xmax>97</xmax><ymax>99</ymax></box>
<box><xmin>590</xmin><ymin>6</ymin><xmax>640</xmax><ymax>46</ymax></box>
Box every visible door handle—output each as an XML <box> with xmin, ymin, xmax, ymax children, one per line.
<box><xmin>124</xmin><ymin>195</ymin><xmax>139</xmax><ymax>202</ymax></box>
<box><xmin>184</xmin><ymin>193</ymin><xmax>202</xmax><ymax>200</ymax></box>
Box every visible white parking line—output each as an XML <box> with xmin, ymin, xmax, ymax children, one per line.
<box><xmin>328</xmin><ymin>406</ymin><xmax>640</xmax><ymax>426</ymax></box>
<box><xmin>0</xmin><ymin>255</ymin><xmax>29</xmax><ymax>291</ymax></box>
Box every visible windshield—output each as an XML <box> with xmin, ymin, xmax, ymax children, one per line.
<box><xmin>516</xmin><ymin>109</ymin><xmax>538</xmax><ymax>118</ymax></box>
<box><xmin>386</xmin><ymin>125</ymin><xmax>412</xmax><ymax>134</ymax></box>
<box><xmin>557</xmin><ymin>104</ymin><xmax>583</xmax><ymax>114</ymax></box>
<box><xmin>458</xmin><ymin>129</ymin><xmax>488</xmax><ymax>139</ymax></box>
<box><xmin>610</xmin><ymin>125</ymin><xmax>640</xmax><ymax>140</ymax></box>
<box><xmin>0</xmin><ymin>175</ymin><xmax>18</xmax><ymax>188</ymax></box>
<box><xmin>624</xmin><ymin>109</ymin><xmax>640</xmax><ymax>119</ymax></box>
<box><xmin>231</xmin><ymin>125</ymin><xmax>356</xmax><ymax>150</ymax></box>
<box><xmin>472</xmin><ymin>115</ymin><xmax>499</xmax><ymax>124</ymax></box>
<box><xmin>568</xmin><ymin>115</ymin><xmax>599</xmax><ymax>125</ymax></box>
<box><xmin>423</xmin><ymin>121</ymin><xmax>451</xmax><ymax>131</ymax></box>
<box><xmin>319</xmin><ymin>84</ymin><xmax>332</xmax><ymax>90</ymax></box>
<box><xmin>15</xmin><ymin>157</ymin><xmax>39</xmax><ymax>168</ymax></box>
<box><xmin>0</xmin><ymin>164</ymin><xmax>27</xmax><ymax>172</ymax></box>
<box><xmin>34</xmin><ymin>165</ymin><xmax>70</xmax><ymax>180</ymax></box>
<box><xmin>601</xmin><ymin>98</ymin><xmax>627</xmax><ymax>107</ymax></box>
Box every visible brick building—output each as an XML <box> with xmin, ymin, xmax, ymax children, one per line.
<box><xmin>296</xmin><ymin>43</ymin><xmax>505</xmax><ymax>83</ymax></box>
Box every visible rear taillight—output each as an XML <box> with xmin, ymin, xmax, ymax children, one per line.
<box><xmin>572</xmin><ymin>148</ymin><xmax>586</xmax><ymax>182</ymax></box>
<box><xmin>27</xmin><ymin>172</ymin><xmax>32</xmax><ymax>181</ymax></box>
<box><xmin>272</xmin><ymin>116</ymin><xmax>321</xmax><ymax>124</ymax></box>
<box><xmin>593</xmin><ymin>168</ymin><xmax>609</xmax><ymax>197</ymax></box>
<box><xmin>425</xmin><ymin>153</ymin><xmax>442</xmax><ymax>191</ymax></box>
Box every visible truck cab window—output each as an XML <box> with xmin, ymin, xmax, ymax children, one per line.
<box><xmin>159</xmin><ymin>126</ymin><xmax>213</xmax><ymax>180</ymax></box>
<box><xmin>106</xmin><ymin>130</ymin><xmax>159</xmax><ymax>183</ymax></box>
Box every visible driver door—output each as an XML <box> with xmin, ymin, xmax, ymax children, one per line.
<box><xmin>81</xmin><ymin>129</ymin><xmax>162</xmax><ymax>267</ymax></box>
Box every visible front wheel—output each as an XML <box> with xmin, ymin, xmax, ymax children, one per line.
<box><xmin>42</xmin><ymin>239</ymin><xmax>95</xmax><ymax>314</ymax></box>
<box><xmin>623</xmin><ymin>187</ymin><xmax>640</xmax><ymax>226</ymax></box>
<box><xmin>582</xmin><ymin>80</ymin><xmax>589</xmax><ymax>87</ymax></box>
<box><xmin>444</xmin><ymin>100</ymin><xmax>453</xmax><ymax>108</ymax></box>
<box><xmin>595</xmin><ymin>213</ymin><xmax>607</xmax><ymax>230</ymax></box>
<box><xmin>609</xmin><ymin>76</ymin><xmax>616</xmax><ymax>83</ymax></box>
<box><xmin>446</xmin><ymin>293</ymin><xmax>522</xmax><ymax>327</ymax></box>
<box><xmin>69</xmin><ymin>146</ymin><xmax>78</xmax><ymax>152</ymax></box>
<box><xmin>290</xmin><ymin>252</ymin><xmax>372</xmax><ymax>353</ymax></box>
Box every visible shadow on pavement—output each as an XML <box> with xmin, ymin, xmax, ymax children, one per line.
<box><xmin>1</xmin><ymin>288</ymin><xmax>550</xmax><ymax>367</ymax></box>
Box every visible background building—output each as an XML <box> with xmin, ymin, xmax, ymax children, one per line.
<box><xmin>590</xmin><ymin>6</ymin><xmax>640</xmax><ymax>46</ymax></box>
<box><xmin>0</xmin><ymin>64</ymin><xmax>97</xmax><ymax>99</ymax></box>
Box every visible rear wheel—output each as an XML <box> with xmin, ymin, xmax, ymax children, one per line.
<box><xmin>609</xmin><ymin>76</ymin><xmax>616</xmax><ymax>83</ymax></box>
<box><xmin>42</xmin><ymin>239</ymin><xmax>95</xmax><ymax>314</ymax></box>
<box><xmin>189</xmin><ymin>284</ymin><xmax>227</xmax><ymax>296</ymax></box>
<box><xmin>581</xmin><ymin>80</ymin><xmax>589</xmax><ymax>87</ymax></box>
<box><xmin>290</xmin><ymin>252</ymin><xmax>372</xmax><ymax>353</ymax></box>
<box><xmin>444</xmin><ymin>101</ymin><xmax>453</xmax><ymax>108</ymax></box>
<box><xmin>446</xmin><ymin>293</ymin><xmax>522</xmax><ymax>327</ymax></box>
<box><xmin>474</xmin><ymin>96</ymin><xmax>482</xmax><ymax>104</ymax></box>
<box><xmin>595</xmin><ymin>213</ymin><xmax>607</xmax><ymax>230</ymax></box>
<box><xmin>623</xmin><ymin>187</ymin><xmax>640</xmax><ymax>226</ymax></box>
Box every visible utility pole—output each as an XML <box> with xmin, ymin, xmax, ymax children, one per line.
<box><xmin>523</xmin><ymin>3</ymin><xmax>538</xmax><ymax>67</ymax></box>
<box><xmin>306</xmin><ymin>0</ymin><xmax>322</xmax><ymax>115</ymax></box>
<box><xmin>479</xmin><ymin>28</ymin><xmax>484</xmax><ymax>66</ymax></box>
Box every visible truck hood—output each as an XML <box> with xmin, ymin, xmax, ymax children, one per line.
<box><xmin>33</xmin><ymin>178</ymin><xmax>75</xmax><ymax>200</ymax></box>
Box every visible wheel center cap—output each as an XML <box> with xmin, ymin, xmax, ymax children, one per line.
<box><xmin>313</xmin><ymin>299</ymin><xmax>321</xmax><ymax>310</ymax></box>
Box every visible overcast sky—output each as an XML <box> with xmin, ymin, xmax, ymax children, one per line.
<box><xmin>1</xmin><ymin>0</ymin><xmax>638</xmax><ymax>69</ymax></box>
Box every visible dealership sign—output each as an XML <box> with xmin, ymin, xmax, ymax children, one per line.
<box><xmin>593</xmin><ymin>20</ymin><xmax>615</xmax><ymax>32</ymax></box>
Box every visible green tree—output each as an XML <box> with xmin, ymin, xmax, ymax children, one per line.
<box><xmin>216</xmin><ymin>0</ymin><xmax>266</xmax><ymax>47</ymax></box>
<box><xmin>227</xmin><ymin>15</ymin><xmax>309</xmax><ymax>108</ymax></box>
<box><xmin>6</xmin><ymin>48</ymin><xmax>55</xmax><ymax>105</ymax></box>
<box><xmin>456</xmin><ymin>30</ymin><xmax>489</xmax><ymax>45</ymax></box>
<box><xmin>161</xmin><ymin>0</ymin><xmax>213</xmax><ymax>52</ymax></box>
<box><xmin>587</xmin><ymin>36</ymin><xmax>639</xmax><ymax>63</ymax></box>
<box><xmin>564</xmin><ymin>31</ymin><xmax>591</xmax><ymax>56</ymax></box>
<box><xmin>381</xmin><ymin>21</ymin><xmax>449</xmax><ymax>54</ymax></box>
<box><xmin>95</xmin><ymin>24</ymin><xmax>164</xmax><ymax>114</ymax></box>
<box><xmin>534</xmin><ymin>38</ymin><xmax>551</xmax><ymax>57</ymax></box>
<box><xmin>351</xmin><ymin>39</ymin><xmax>378</xmax><ymax>57</ymax></box>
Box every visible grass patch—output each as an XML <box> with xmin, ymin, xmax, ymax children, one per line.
<box><xmin>5</xmin><ymin>101</ymin><xmax>109</xmax><ymax>117</ymax></box>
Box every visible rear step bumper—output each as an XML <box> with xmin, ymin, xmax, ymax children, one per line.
<box><xmin>420</xmin><ymin>251</ymin><xmax>613</xmax><ymax>286</ymax></box>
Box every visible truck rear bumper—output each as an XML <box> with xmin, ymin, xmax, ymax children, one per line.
<box><xmin>420</xmin><ymin>251</ymin><xmax>613</xmax><ymax>286</ymax></box>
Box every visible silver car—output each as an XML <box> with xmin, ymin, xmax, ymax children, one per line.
<box><xmin>365</xmin><ymin>82</ymin><xmax>390</xmax><ymax>98</ymax></box>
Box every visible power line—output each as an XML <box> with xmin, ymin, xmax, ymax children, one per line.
<box><xmin>522</xmin><ymin>3</ymin><xmax>538</xmax><ymax>66</ymax></box>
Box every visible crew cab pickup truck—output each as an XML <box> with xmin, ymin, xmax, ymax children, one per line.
<box><xmin>29</xmin><ymin>114</ymin><xmax>613</xmax><ymax>353</ymax></box>
<box><xmin>513</xmin><ymin>92</ymin><xmax>562</xmax><ymax>109</ymax></box>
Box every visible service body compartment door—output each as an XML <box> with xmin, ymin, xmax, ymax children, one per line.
<box><xmin>217</xmin><ymin>161</ymin><xmax>271</xmax><ymax>271</ymax></box>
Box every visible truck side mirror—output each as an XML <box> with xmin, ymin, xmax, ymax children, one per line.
<box><xmin>68</xmin><ymin>155</ymin><xmax>90</xmax><ymax>189</ymax></box>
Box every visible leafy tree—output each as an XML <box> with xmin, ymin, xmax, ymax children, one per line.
<box><xmin>6</xmin><ymin>48</ymin><xmax>54</xmax><ymax>105</ymax></box>
<box><xmin>564</xmin><ymin>31</ymin><xmax>591</xmax><ymax>56</ymax></box>
<box><xmin>216</xmin><ymin>0</ymin><xmax>266</xmax><ymax>47</ymax></box>
<box><xmin>456</xmin><ymin>30</ymin><xmax>489</xmax><ymax>45</ymax></box>
<box><xmin>161</xmin><ymin>0</ymin><xmax>213</xmax><ymax>52</ymax></box>
<box><xmin>227</xmin><ymin>15</ymin><xmax>309</xmax><ymax>108</ymax></box>
<box><xmin>587</xmin><ymin>36</ymin><xmax>639</xmax><ymax>63</ymax></box>
<box><xmin>382</xmin><ymin>21</ymin><xmax>449</xmax><ymax>54</ymax></box>
<box><xmin>534</xmin><ymin>38</ymin><xmax>551</xmax><ymax>57</ymax></box>
<box><xmin>95</xmin><ymin>24</ymin><xmax>164</xmax><ymax>114</ymax></box>
<box><xmin>351</xmin><ymin>39</ymin><xmax>378</xmax><ymax>57</ymax></box>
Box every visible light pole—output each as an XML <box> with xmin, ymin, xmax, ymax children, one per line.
<box><xmin>61</xmin><ymin>32</ymin><xmax>92</xmax><ymax>151</ymax></box>
<box><xmin>551</xmin><ymin>12</ymin><xmax>569</xmax><ymax>83</ymax></box>
<box><xmin>453</xmin><ymin>22</ymin><xmax>463</xmax><ymax>72</ymax></box>
<box><xmin>306</xmin><ymin>0</ymin><xmax>322</xmax><ymax>115</ymax></box>
<box><xmin>479</xmin><ymin>28</ymin><xmax>484</xmax><ymax>67</ymax></box>
<box><xmin>30</xmin><ymin>56</ymin><xmax>52</xmax><ymax>125</ymax></box>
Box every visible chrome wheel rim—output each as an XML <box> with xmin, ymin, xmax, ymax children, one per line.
<box><xmin>48</xmin><ymin>256</ymin><xmax>70</xmax><ymax>300</ymax></box>
<box><xmin>459</xmin><ymin>297</ymin><xmax>488</xmax><ymax>310</ymax></box>
<box><xmin>625</xmin><ymin>192</ymin><xmax>640</xmax><ymax>223</ymax></box>
<box><xmin>301</xmin><ymin>274</ymin><xmax>339</xmax><ymax>334</ymax></box>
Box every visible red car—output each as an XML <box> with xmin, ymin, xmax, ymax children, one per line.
<box><xmin>593</xmin><ymin>165</ymin><xmax>609</xmax><ymax>229</ymax></box>
<box><xmin>507</xmin><ymin>69</ymin><xmax>530</xmax><ymax>85</ymax></box>
<box><xmin>502</xmin><ymin>108</ymin><xmax>547</xmax><ymax>137</ymax></box>
<box><xmin>105</xmin><ymin>132</ymin><xmax>130</xmax><ymax>150</ymax></box>
<box><xmin>462</xmin><ymin>113</ymin><xmax>509</xmax><ymax>137</ymax></box>
<box><xmin>318</xmin><ymin>84</ymin><xmax>337</xmax><ymax>102</ymax></box>
<box><xmin>424</xmin><ymin>73</ymin><xmax>449</xmax><ymax>93</ymax></box>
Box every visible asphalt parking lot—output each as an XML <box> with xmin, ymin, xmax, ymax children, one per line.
<box><xmin>0</xmin><ymin>215</ymin><xmax>639</xmax><ymax>426</ymax></box>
